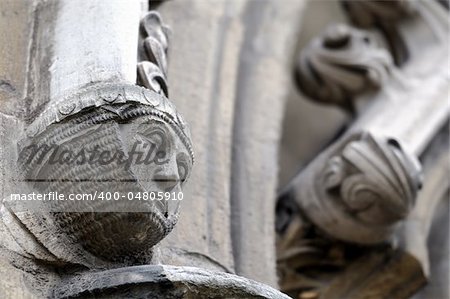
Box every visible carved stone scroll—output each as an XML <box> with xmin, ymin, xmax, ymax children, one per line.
<box><xmin>278</xmin><ymin>63</ymin><xmax>449</xmax><ymax>299</ymax></box>
<box><xmin>295</xmin><ymin>24</ymin><xmax>393</xmax><ymax>110</ymax></box>
<box><xmin>322</xmin><ymin>132</ymin><xmax>422</xmax><ymax>226</ymax></box>
<box><xmin>318</xmin><ymin>128</ymin><xmax>449</xmax><ymax>299</ymax></box>
<box><xmin>284</xmin><ymin>0</ymin><xmax>449</xmax><ymax>246</ymax></box>
<box><xmin>287</xmin><ymin>130</ymin><xmax>423</xmax><ymax>245</ymax></box>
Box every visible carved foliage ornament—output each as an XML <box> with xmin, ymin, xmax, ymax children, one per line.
<box><xmin>323</xmin><ymin>132</ymin><xmax>423</xmax><ymax>227</ymax></box>
<box><xmin>137</xmin><ymin>11</ymin><xmax>170</xmax><ymax>97</ymax></box>
<box><xmin>295</xmin><ymin>24</ymin><xmax>393</xmax><ymax>110</ymax></box>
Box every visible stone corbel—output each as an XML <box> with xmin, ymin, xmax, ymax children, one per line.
<box><xmin>315</xmin><ymin>128</ymin><xmax>449</xmax><ymax>299</ymax></box>
<box><xmin>10</xmin><ymin>6</ymin><xmax>194</xmax><ymax>270</ymax></box>
<box><xmin>295</xmin><ymin>0</ymin><xmax>449</xmax><ymax>114</ymax></box>
<box><xmin>294</xmin><ymin>23</ymin><xmax>393</xmax><ymax>112</ymax></box>
<box><xmin>286</xmin><ymin>126</ymin><xmax>428</xmax><ymax>246</ymax></box>
<box><xmin>278</xmin><ymin>0</ymin><xmax>449</xmax><ymax>297</ymax></box>
<box><xmin>279</xmin><ymin>66</ymin><xmax>448</xmax><ymax>297</ymax></box>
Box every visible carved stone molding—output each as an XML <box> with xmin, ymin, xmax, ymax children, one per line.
<box><xmin>295</xmin><ymin>24</ymin><xmax>393</xmax><ymax>110</ymax></box>
<box><xmin>54</xmin><ymin>265</ymin><xmax>291</xmax><ymax>299</ymax></box>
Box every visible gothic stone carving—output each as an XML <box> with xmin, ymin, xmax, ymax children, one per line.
<box><xmin>13</xmin><ymin>83</ymin><xmax>194</xmax><ymax>268</ymax></box>
<box><xmin>295</xmin><ymin>24</ymin><xmax>392</xmax><ymax>110</ymax></box>
<box><xmin>292</xmin><ymin>131</ymin><xmax>422</xmax><ymax>245</ymax></box>
<box><xmin>322</xmin><ymin>132</ymin><xmax>422</xmax><ymax>226</ymax></box>
<box><xmin>0</xmin><ymin>3</ymin><xmax>295</xmax><ymax>298</ymax></box>
<box><xmin>0</xmin><ymin>7</ymin><xmax>195</xmax><ymax>297</ymax></box>
<box><xmin>277</xmin><ymin>128</ymin><xmax>448</xmax><ymax>299</ymax></box>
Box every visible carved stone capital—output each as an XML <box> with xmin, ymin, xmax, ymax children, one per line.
<box><xmin>295</xmin><ymin>24</ymin><xmax>393</xmax><ymax>109</ymax></box>
<box><xmin>294</xmin><ymin>131</ymin><xmax>423</xmax><ymax>244</ymax></box>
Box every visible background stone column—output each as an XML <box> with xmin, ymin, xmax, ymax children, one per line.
<box><xmin>158</xmin><ymin>0</ymin><xmax>306</xmax><ymax>287</ymax></box>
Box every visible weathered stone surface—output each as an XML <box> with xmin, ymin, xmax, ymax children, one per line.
<box><xmin>158</xmin><ymin>0</ymin><xmax>307</xmax><ymax>288</ymax></box>
<box><xmin>229</xmin><ymin>0</ymin><xmax>306</xmax><ymax>287</ymax></box>
<box><xmin>1</xmin><ymin>0</ymin><xmax>448</xmax><ymax>298</ymax></box>
<box><xmin>277</xmin><ymin>1</ymin><xmax>449</xmax><ymax>298</ymax></box>
<box><xmin>54</xmin><ymin>265</ymin><xmax>291</xmax><ymax>299</ymax></box>
<box><xmin>157</xmin><ymin>0</ymin><xmax>245</xmax><ymax>274</ymax></box>
<box><xmin>0</xmin><ymin>1</ymin><xmax>197</xmax><ymax>297</ymax></box>
<box><xmin>0</xmin><ymin>0</ymin><xmax>33</xmax><ymax>118</ymax></box>
<box><xmin>295</xmin><ymin>24</ymin><xmax>393</xmax><ymax>110</ymax></box>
